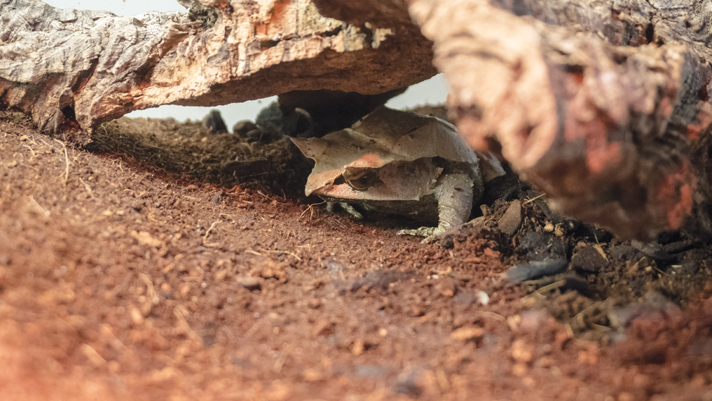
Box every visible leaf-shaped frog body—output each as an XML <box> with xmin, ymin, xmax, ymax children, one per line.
<box><xmin>291</xmin><ymin>106</ymin><xmax>504</xmax><ymax>240</ymax></box>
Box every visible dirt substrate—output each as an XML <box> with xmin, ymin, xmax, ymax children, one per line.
<box><xmin>2</xmin><ymin>110</ymin><xmax>712</xmax><ymax>400</ymax></box>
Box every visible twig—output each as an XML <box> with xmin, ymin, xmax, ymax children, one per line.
<box><xmin>79</xmin><ymin>177</ymin><xmax>94</xmax><ymax>198</ymax></box>
<box><xmin>300</xmin><ymin>201</ymin><xmax>325</xmax><ymax>219</ymax></box>
<box><xmin>29</xmin><ymin>195</ymin><xmax>50</xmax><ymax>217</ymax></box>
<box><xmin>261</xmin><ymin>249</ymin><xmax>302</xmax><ymax>261</ymax></box>
<box><xmin>202</xmin><ymin>221</ymin><xmax>220</xmax><ymax>247</ymax></box>
<box><xmin>273</xmin><ymin>342</ymin><xmax>296</xmax><ymax>373</ymax></box>
<box><xmin>475</xmin><ymin>311</ymin><xmax>506</xmax><ymax>322</ymax></box>
<box><xmin>23</xmin><ymin>144</ymin><xmax>36</xmax><ymax>158</ymax></box>
<box><xmin>54</xmin><ymin>138</ymin><xmax>69</xmax><ymax>185</ymax></box>
<box><xmin>523</xmin><ymin>193</ymin><xmax>545</xmax><ymax>204</ymax></box>
<box><xmin>173</xmin><ymin>307</ymin><xmax>203</xmax><ymax>344</ymax></box>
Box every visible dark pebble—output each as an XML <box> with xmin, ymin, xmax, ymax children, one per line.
<box><xmin>505</xmin><ymin>256</ymin><xmax>568</xmax><ymax>283</ymax></box>
<box><xmin>520</xmin><ymin>231</ymin><xmax>567</xmax><ymax>260</ymax></box>
<box><xmin>202</xmin><ymin>109</ymin><xmax>228</xmax><ymax>133</ymax></box>
<box><xmin>498</xmin><ymin>200</ymin><xmax>522</xmax><ymax>236</ymax></box>
<box><xmin>232</xmin><ymin>120</ymin><xmax>258</xmax><ymax>137</ymax></box>
<box><xmin>571</xmin><ymin>246</ymin><xmax>608</xmax><ymax>273</ymax></box>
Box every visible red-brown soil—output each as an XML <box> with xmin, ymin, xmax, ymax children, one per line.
<box><xmin>2</xmin><ymin>110</ymin><xmax>712</xmax><ymax>400</ymax></box>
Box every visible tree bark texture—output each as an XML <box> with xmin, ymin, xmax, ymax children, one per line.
<box><xmin>0</xmin><ymin>0</ymin><xmax>435</xmax><ymax>143</ymax></box>
<box><xmin>409</xmin><ymin>0</ymin><xmax>712</xmax><ymax>240</ymax></box>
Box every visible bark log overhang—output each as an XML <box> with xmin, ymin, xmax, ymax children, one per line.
<box><xmin>409</xmin><ymin>0</ymin><xmax>712</xmax><ymax>241</ymax></box>
<box><xmin>0</xmin><ymin>0</ymin><xmax>436</xmax><ymax>143</ymax></box>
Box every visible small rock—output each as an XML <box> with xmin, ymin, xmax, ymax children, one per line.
<box><xmin>436</xmin><ymin>277</ymin><xmax>457</xmax><ymax>297</ymax></box>
<box><xmin>505</xmin><ymin>256</ymin><xmax>568</xmax><ymax>283</ymax></box>
<box><xmin>202</xmin><ymin>109</ymin><xmax>228</xmax><ymax>133</ymax></box>
<box><xmin>475</xmin><ymin>290</ymin><xmax>490</xmax><ymax>305</ymax></box>
<box><xmin>662</xmin><ymin>239</ymin><xmax>698</xmax><ymax>254</ymax></box>
<box><xmin>256</xmin><ymin>102</ymin><xmax>284</xmax><ymax>133</ymax></box>
<box><xmin>307</xmin><ymin>298</ymin><xmax>322</xmax><ymax>309</ymax></box>
<box><xmin>450</xmin><ymin>326</ymin><xmax>484</xmax><ymax>341</ymax></box>
<box><xmin>232</xmin><ymin>120</ymin><xmax>258</xmax><ymax>136</ymax></box>
<box><xmin>520</xmin><ymin>231</ymin><xmax>567</xmax><ymax>261</ymax></box>
<box><xmin>498</xmin><ymin>200</ymin><xmax>522</xmax><ymax>236</ymax></box>
<box><xmin>211</xmin><ymin>191</ymin><xmax>223</xmax><ymax>205</ymax></box>
<box><xmin>631</xmin><ymin>240</ymin><xmax>676</xmax><ymax>262</ymax></box>
<box><xmin>571</xmin><ymin>246</ymin><xmax>608</xmax><ymax>273</ymax></box>
<box><xmin>281</xmin><ymin>107</ymin><xmax>312</xmax><ymax>137</ymax></box>
<box><xmin>237</xmin><ymin>276</ymin><xmax>262</xmax><ymax>291</ymax></box>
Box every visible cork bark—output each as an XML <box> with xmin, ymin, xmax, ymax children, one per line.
<box><xmin>409</xmin><ymin>0</ymin><xmax>712</xmax><ymax>240</ymax></box>
<box><xmin>0</xmin><ymin>0</ymin><xmax>435</xmax><ymax>143</ymax></box>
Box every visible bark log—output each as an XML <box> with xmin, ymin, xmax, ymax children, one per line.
<box><xmin>409</xmin><ymin>0</ymin><xmax>712</xmax><ymax>240</ymax></box>
<box><xmin>0</xmin><ymin>0</ymin><xmax>435</xmax><ymax>143</ymax></box>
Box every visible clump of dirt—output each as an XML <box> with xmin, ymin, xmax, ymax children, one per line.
<box><xmin>90</xmin><ymin>116</ymin><xmax>313</xmax><ymax>198</ymax></box>
<box><xmin>2</xmin><ymin>107</ymin><xmax>712</xmax><ymax>400</ymax></box>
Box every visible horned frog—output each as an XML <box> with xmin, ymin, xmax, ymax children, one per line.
<box><xmin>291</xmin><ymin>106</ymin><xmax>504</xmax><ymax>242</ymax></box>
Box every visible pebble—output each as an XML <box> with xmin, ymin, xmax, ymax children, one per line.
<box><xmin>201</xmin><ymin>109</ymin><xmax>228</xmax><ymax>133</ymax></box>
<box><xmin>436</xmin><ymin>277</ymin><xmax>457</xmax><ymax>297</ymax></box>
<box><xmin>237</xmin><ymin>276</ymin><xmax>262</xmax><ymax>291</ymax></box>
<box><xmin>498</xmin><ymin>200</ymin><xmax>522</xmax><ymax>236</ymax></box>
<box><xmin>520</xmin><ymin>231</ymin><xmax>567</xmax><ymax>260</ymax></box>
<box><xmin>571</xmin><ymin>246</ymin><xmax>608</xmax><ymax>272</ymax></box>
<box><xmin>232</xmin><ymin>120</ymin><xmax>258</xmax><ymax>136</ymax></box>
<box><xmin>475</xmin><ymin>290</ymin><xmax>490</xmax><ymax>305</ymax></box>
<box><xmin>505</xmin><ymin>256</ymin><xmax>568</xmax><ymax>283</ymax></box>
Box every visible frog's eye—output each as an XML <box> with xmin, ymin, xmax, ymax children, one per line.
<box><xmin>343</xmin><ymin>170</ymin><xmax>378</xmax><ymax>191</ymax></box>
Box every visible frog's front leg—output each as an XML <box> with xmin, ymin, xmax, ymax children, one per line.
<box><xmin>397</xmin><ymin>173</ymin><xmax>477</xmax><ymax>243</ymax></box>
<box><xmin>326</xmin><ymin>201</ymin><xmax>364</xmax><ymax>220</ymax></box>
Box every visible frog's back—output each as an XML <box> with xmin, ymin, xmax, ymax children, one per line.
<box><xmin>348</xmin><ymin>106</ymin><xmax>478</xmax><ymax>167</ymax></box>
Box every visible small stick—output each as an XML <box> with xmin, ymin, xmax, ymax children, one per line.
<box><xmin>202</xmin><ymin>221</ymin><xmax>220</xmax><ymax>247</ymax></box>
<box><xmin>79</xmin><ymin>177</ymin><xmax>94</xmax><ymax>198</ymax></box>
<box><xmin>29</xmin><ymin>195</ymin><xmax>50</xmax><ymax>217</ymax></box>
<box><xmin>54</xmin><ymin>138</ymin><xmax>69</xmax><ymax>185</ymax></box>
<box><xmin>261</xmin><ymin>249</ymin><xmax>302</xmax><ymax>261</ymax></box>
<box><xmin>523</xmin><ymin>193</ymin><xmax>545</xmax><ymax>204</ymax></box>
<box><xmin>273</xmin><ymin>342</ymin><xmax>296</xmax><ymax>373</ymax></box>
<box><xmin>23</xmin><ymin>144</ymin><xmax>36</xmax><ymax>158</ymax></box>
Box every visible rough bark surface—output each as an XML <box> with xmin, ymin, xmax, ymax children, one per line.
<box><xmin>0</xmin><ymin>0</ymin><xmax>435</xmax><ymax>143</ymax></box>
<box><xmin>409</xmin><ymin>0</ymin><xmax>712</xmax><ymax>240</ymax></box>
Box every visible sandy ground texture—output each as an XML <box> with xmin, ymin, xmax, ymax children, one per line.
<box><xmin>2</xmin><ymin>109</ymin><xmax>712</xmax><ymax>401</ymax></box>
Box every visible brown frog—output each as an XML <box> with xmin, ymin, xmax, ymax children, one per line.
<box><xmin>291</xmin><ymin>106</ymin><xmax>504</xmax><ymax>242</ymax></box>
